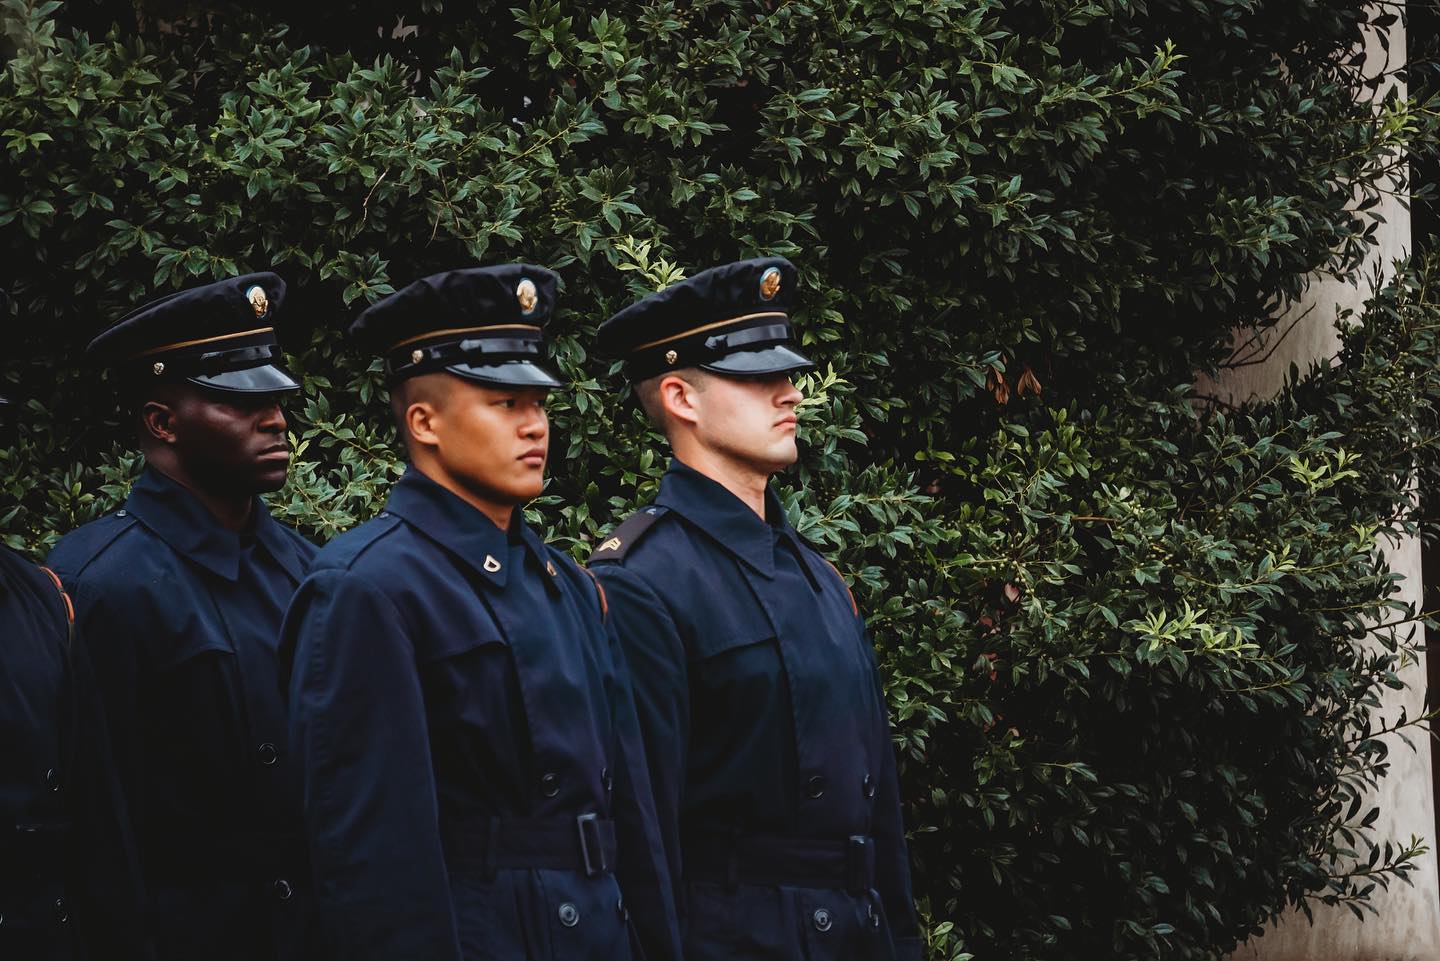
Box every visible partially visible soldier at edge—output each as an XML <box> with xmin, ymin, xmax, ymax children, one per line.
<box><xmin>590</xmin><ymin>257</ymin><xmax>923</xmax><ymax>961</ymax></box>
<box><xmin>46</xmin><ymin>274</ymin><xmax>322</xmax><ymax>961</ymax></box>
<box><xmin>279</xmin><ymin>265</ymin><xmax>680</xmax><ymax>961</ymax></box>
<box><xmin>1</xmin><ymin>289</ymin><xmax>150</xmax><ymax>961</ymax></box>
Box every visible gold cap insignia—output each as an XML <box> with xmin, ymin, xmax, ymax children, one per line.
<box><xmin>152</xmin><ymin>361</ymin><xmax>165</xmax><ymax>376</ymax></box>
<box><xmin>546</xmin><ymin>560</ymin><xmax>557</xmax><ymax>576</ymax></box>
<box><xmin>665</xmin><ymin>349</ymin><xmax>678</xmax><ymax>365</ymax></box>
<box><xmin>246</xmin><ymin>285</ymin><xmax>269</xmax><ymax>320</ymax></box>
<box><xmin>759</xmin><ymin>266</ymin><xmax>782</xmax><ymax>301</ymax></box>
<box><xmin>516</xmin><ymin>278</ymin><xmax>538</xmax><ymax>315</ymax></box>
<box><xmin>483</xmin><ymin>555</ymin><xmax>502</xmax><ymax>573</ymax></box>
<box><xmin>599</xmin><ymin>536</ymin><xmax>622</xmax><ymax>553</ymax></box>
<box><xmin>411</xmin><ymin>349</ymin><xmax>424</xmax><ymax>365</ymax></box>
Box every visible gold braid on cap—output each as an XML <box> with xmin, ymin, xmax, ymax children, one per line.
<box><xmin>631</xmin><ymin>311</ymin><xmax>787</xmax><ymax>352</ymax></box>
<box><xmin>129</xmin><ymin>327</ymin><xmax>275</xmax><ymax>360</ymax></box>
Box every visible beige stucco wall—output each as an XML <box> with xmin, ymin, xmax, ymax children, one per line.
<box><xmin>1215</xmin><ymin>13</ymin><xmax>1440</xmax><ymax>961</ymax></box>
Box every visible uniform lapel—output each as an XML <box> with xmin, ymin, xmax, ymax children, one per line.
<box><xmin>124</xmin><ymin>468</ymin><xmax>243</xmax><ymax>582</ymax></box>
<box><xmin>382</xmin><ymin>467</ymin><xmax>511</xmax><ymax>589</ymax></box>
<box><xmin>654</xmin><ymin>460</ymin><xmax>777</xmax><ymax>579</ymax></box>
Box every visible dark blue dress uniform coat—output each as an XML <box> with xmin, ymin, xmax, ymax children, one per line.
<box><xmin>2</xmin><ymin>549</ymin><xmax>147</xmax><ymax>960</ymax></box>
<box><xmin>592</xmin><ymin>461</ymin><xmax>923</xmax><ymax>961</ymax></box>
<box><xmin>46</xmin><ymin>467</ymin><xmax>320</xmax><ymax>961</ymax></box>
<box><xmin>280</xmin><ymin>467</ymin><xmax>680</xmax><ymax>961</ymax></box>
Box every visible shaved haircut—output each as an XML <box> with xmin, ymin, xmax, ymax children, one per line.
<box><xmin>635</xmin><ymin>367</ymin><xmax>712</xmax><ymax>430</ymax></box>
<box><xmin>390</xmin><ymin>372</ymin><xmax>458</xmax><ymax>456</ymax></box>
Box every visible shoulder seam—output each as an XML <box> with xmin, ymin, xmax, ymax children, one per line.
<box><xmin>819</xmin><ymin>556</ymin><xmax>859</xmax><ymax>617</ymax></box>
<box><xmin>579</xmin><ymin>566</ymin><xmax>609</xmax><ymax>619</ymax></box>
<box><xmin>52</xmin><ymin>514</ymin><xmax>140</xmax><ymax>579</ymax></box>
<box><xmin>37</xmin><ymin>566</ymin><xmax>75</xmax><ymax>625</ymax></box>
<box><xmin>317</xmin><ymin>515</ymin><xmax>402</xmax><ymax>571</ymax></box>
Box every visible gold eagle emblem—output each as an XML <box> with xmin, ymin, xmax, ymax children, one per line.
<box><xmin>758</xmin><ymin>266</ymin><xmax>782</xmax><ymax>301</ymax></box>
<box><xmin>516</xmin><ymin>278</ymin><xmax>538</xmax><ymax>314</ymax></box>
<box><xmin>246</xmin><ymin>285</ymin><xmax>269</xmax><ymax>319</ymax></box>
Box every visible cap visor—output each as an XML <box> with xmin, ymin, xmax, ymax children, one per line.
<box><xmin>187</xmin><ymin>364</ymin><xmax>301</xmax><ymax>394</ymax></box>
<box><xmin>446</xmin><ymin>360</ymin><xmax>565</xmax><ymax>389</ymax></box>
<box><xmin>700</xmin><ymin>345</ymin><xmax>816</xmax><ymax>377</ymax></box>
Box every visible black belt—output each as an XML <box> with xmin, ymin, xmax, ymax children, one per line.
<box><xmin>442</xmin><ymin>813</ymin><xmax>617</xmax><ymax>879</ymax></box>
<box><xmin>684</xmin><ymin>831</ymin><xmax>877</xmax><ymax>895</ymax></box>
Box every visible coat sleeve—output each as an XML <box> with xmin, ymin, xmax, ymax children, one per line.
<box><xmin>58</xmin><ymin>581</ymin><xmax>149</xmax><ymax>880</ymax></box>
<box><xmin>862</xmin><ymin>616</ymin><xmax>924</xmax><ymax>961</ymax></box>
<box><xmin>591</xmin><ymin>575</ymin><xmax>684</xmax><ymax>961</ymax></box>
<box><xmin>64</xmin><ymin>618</ymin><xmax>153</xmax><ymax>960</ymax></box>
<box><xmin>281</xmin><ymin>568</ymin><xmax>461</xmax><ymax>961</ymax></box>
<box><xmin>590</xmin><ymin>564</ymin><xmax>689</xmax><ymax>920</ymax></box>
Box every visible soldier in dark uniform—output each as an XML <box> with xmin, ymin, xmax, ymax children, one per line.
<box><xmin>280</xmin><ymin>265</ymin><xmax>680</xmax><ymax>961</ymax></box>
<box><xmin>47</xmin><ymin>274</ymin><xmax>322</xmax><ymax>961</ymax></box>
<box><xmin>590</xmin><ymin>257</ymin><xmax>923</xmax><ymax>961</ymax></box>
<box><xmin>2</xmin><ymin>289</ymin><xmax>148</xmax><ymax>961</ymax></box>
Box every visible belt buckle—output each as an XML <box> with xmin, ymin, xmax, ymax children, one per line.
<box><xmin>846</xmin><ymin>835</ymin><xmax>874</xmax><ymax>894</ymax></box>
<box><xmin>576</xmin><ymin>813</ymin><xmax>608</xmax><ymax>877</ymax></box>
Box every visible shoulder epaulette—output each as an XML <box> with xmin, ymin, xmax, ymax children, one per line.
<box><xmin>318</xmin><ymin>512</ymin><xmax>402</xmax><ymax>571</ymax></box>
<box><xmin>50</xmin><ymin>511</ymin><xmax>139</xmax><ymax>579</ymax></box>
<box><xmin>589</xmin><ymin>505</ymin><xmax>669</xmax><ymax>564</ymax></box>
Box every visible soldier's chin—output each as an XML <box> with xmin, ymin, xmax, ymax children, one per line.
<box><xmin>252</xmin><ymin>461</ymin><xmax>291</xmax><ymax>493</ymax></box>
<box><xmin>750</xmin><ymin>441</ymin><xmax>798</xmax><ymax>476</ymax></box>
<box><xmin>516</xmin><ymin>476</ymin><xmax>546</xmax><ymax>502</ymax></box>
<box><xmin>771</xmin><ymin>437</ymin><xmax>799</xmax><ymax>468</ymax></box>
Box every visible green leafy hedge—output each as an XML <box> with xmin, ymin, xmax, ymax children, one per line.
<box><xmin>4</xmin><ymin>1</ymin><xmax>1440</xmax><ymax>958</ymax></box>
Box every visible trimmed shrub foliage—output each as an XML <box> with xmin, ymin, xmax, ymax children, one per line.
<box><xmin>4</xmin><ymin>1</ymin><xmax>1440</xmax><ymax>958</ymax></box>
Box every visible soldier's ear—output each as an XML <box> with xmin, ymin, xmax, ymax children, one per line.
<box><xmin>140</xmin><ymin>399</ymin><xmax>179</xmax><ymax>446</ymax></box>
<box><xmin>404</xmin><ymin>399</ymin><xmax>441</xmax><ymax>451</ymax></box>
<box><xmin>658</xmin><ymin>374</ymin><xmax>702</xmax><ymax>428</ymax></box>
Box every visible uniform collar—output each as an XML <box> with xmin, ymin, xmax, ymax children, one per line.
<box><xmin>655</xmin><ymin>459</ymin><xmax>793</xmax><ymax>578</ymax></box>
<box><xmin>124</xmin><ymin>466</ymin><xmax>304</xmax><ymax>583</ymax></box>
<box><xmin>384</xmin><ymin>466</ymin><xmax>552</xmax><ymax>589</ymax></box>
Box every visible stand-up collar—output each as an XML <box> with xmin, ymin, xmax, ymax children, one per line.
<box><xmin>383</xmin><ymin>466</ymin><xmax>552</xmax><ymax>589</ymax></box>
<box><xmin>123</xmin><ymin>467</ymin><xmax>305</xmax><ymax>583</ymax></box>
<box><xmin>655</xmin><ymin>459</ymin><xmax>793</xmax><ymax>578</ymax></box>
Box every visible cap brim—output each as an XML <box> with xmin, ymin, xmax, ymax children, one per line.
<box><xmin>187</xmin><ymin>364</ymin><xmax>301</xmax><ymax>394</ymax></box>
<box><xmin>699</xmin><ymin>345</ymin><xmax>816</xmax><ymax>377</ymax></box>
<box><xmin>446</xmin><ymin>360</ymin><xmax>565</xmax><ymax>389</ymax></box>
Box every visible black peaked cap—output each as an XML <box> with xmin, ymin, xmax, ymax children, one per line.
<box><xmin>349</xmin><ymin>264</ymin><xmax>564</xmax><ymax>388</ymax></box>
<box><xmin>88</xmin><ymin>272</ymin><xmax>299</xmax><ymax>394</ymax></box>
<box><xmin>597</xmin><ymin>256</ymin><xmax>814</xmax><ymax>381</ymax></box>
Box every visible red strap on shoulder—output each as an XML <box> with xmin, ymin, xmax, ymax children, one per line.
<box><xmin>822</xmin><ymin>559</ymin><xmax>859</xmax><ymax>616</ymax></box>
<box><xmin>38</xmin><ymin>566</ymin><xmax>76</xmax><ymax>625</ymax></box>
<box><xmin>580</xmin><ymin>566</ymin><xmax>609</xmax><ymax>619</ymax></box>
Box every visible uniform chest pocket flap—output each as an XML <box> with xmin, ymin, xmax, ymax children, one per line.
<box><xmin>414</xmin><ymin>620</ymin><xmax>509</xmax><ymax>663</ymax></box>
<box><xmin>687</xmin><ymin>609</ymin><xmax>778</xmax><ymax>662</ymax></box>
<box><xmin>149</xmin><ymin>614</ymin><xmax>237</xmax><ymax>671</ymax></box>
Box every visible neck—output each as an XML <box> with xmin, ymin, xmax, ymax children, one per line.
<box><xmin>669</xmin><ymin>441</ymin><xmax>771</xmax><ymax>519</ymax></box>
<box><xmin>146</xmin><ymin>460</ymin><xmax>256</xmax><ymax>533</ymax></box>
<box><xmin>412</xmin><ymin>459</ymin><xmax>516</xmax><ymax>531</ymax></box>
